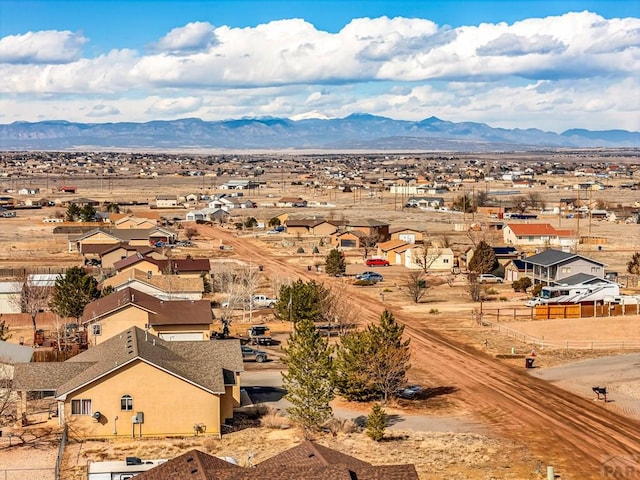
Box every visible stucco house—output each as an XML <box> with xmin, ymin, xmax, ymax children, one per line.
<box><xmin>0</xmin><ymin>281</ymin><xmax>22</xmax><ymax>314</ymax></box>
<box><xmin>13</xmin><ymin>327</ymin><xmax>243</xmax><ymax>438</ymax></box>
<box><xmin>389</xmin><ymin>227</ymin><xmax>423</xmax><ymax>244</ymax></box>
<box><xmin>405</xmin><ymin>246</ymin><xmax>454</xmax><ymax>271</ymax></box>
<box><xmin>155</xmin><ymin>195</ymin><xmax>179</xmax><ymax>208</ymax></box>
<box><xmin>276</xmin><ymin>197</ymin><xmax>308</xmax><ymax>207</ymax></box>
<box><xmin>81</xmin><ymin>287</ymin><xmax>214</xmax><ymax>343</ymax></box>
<box><xmin>113</xmin><ymin>255</ymin><xmax>210</xmax><ymax>279</ymax></box>
<box><xmin>522</xmin><ymin>249</ymin><xmax>606</xmax><ymax>284</ymax></box>
<box><xmin>91</xmin><ymin>243</ymin><xmax>163</xmax><ymax>270</ymax></box>
<box><xmin>503</xmin><ymin>223</ymin><xmax>576</xmax><ymax>250</ymax></box>
<box><xmin>346</xmin><ymin>219</ymin><xmax>390</xmax><ymax>242</ymax></box>
<box><xmin>101</xmin><ymin>268</ymin><xmax>204</xmax><ymax>301</ymax></box>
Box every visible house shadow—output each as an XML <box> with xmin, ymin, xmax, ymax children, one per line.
<box><xmin>242</xmin><ymin>386</ymin><xmax>287</xmax><ymax>404</ymax></box>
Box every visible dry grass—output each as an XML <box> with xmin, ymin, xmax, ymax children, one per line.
<box><xmin>259</xmin><ymin>408</ymin><xmax>292</xmax><ymax>430</ymax></box>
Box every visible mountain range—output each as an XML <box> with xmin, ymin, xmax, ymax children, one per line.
<box><xmin>0</xmin><ymin>114</ymin><xmax>638</xmax><ymax>151</ymax></box>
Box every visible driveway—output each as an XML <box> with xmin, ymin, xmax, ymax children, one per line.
<box><xmin>240</xmin><ymin>369</ymin><xmax>484</xmax><ymax>434</ymax></box>
<box><xmin>529</xmin><ymin>353</ymin><xmax>640</xmax><ymax>419</ymax></box>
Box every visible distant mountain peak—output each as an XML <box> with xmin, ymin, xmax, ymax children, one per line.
<box><xmin>289</xmin><ymin>110</ymin><xmax>335</xmax><ymax>121</ymax></box>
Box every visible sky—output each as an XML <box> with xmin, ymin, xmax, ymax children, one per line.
<box><xmin>0</xmin><ymin>1</ymin><xmax>639</xmax><ymax>132</ymax></box>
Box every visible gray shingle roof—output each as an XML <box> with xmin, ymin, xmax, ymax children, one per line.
<box><xmin>13</xmin><ymin>327</ymin><xmax>242</xmax><ymax>397</ymax></box>
<box><xmin>552</xmin><ymin>273</ymin><xmax>613</xmax><ymax>286</ymax></box>
<box><xmin>0</xmin><ymin>340</ymin><xmax>34</xmax><ymax>364</ymax></box>
<box><xmin>524</xmin><ymin>249</ymin><xmax>606</xmax><ymax>267</ymax></box>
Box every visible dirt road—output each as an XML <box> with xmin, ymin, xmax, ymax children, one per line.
<box><xmin>203</xmin><ymin>225</ymin><xmax>640</xmax><ymax>479</ymax></box>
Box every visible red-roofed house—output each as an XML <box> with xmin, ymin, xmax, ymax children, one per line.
<box><xmin>503</xmin><ymin>223</ymin><xmax>577</xmax><ymax>250</ymax></box>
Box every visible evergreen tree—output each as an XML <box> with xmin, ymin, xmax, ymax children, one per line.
<box><xmin>50</xmin><ymin>267</ymin><xmax>100</xmax><ymax>321</ymax></box>
<box><xmin>334</xmin><ymin>330</ymin><xmax>379</xmax><ymax>401</ymax></box>
<box><xmin>275</xmin><ymin>279</ymin><xmax>327</xmax><ymax>323</ymax></box>
<box><xmin>281</xmin><ymin>318</ymin><xmax>335</xmax><ymax>430</ymax></box>
<box><xmin>365</xmin><ymin>310</ymin><xmax>411</xmax><ymax>403</ymax></box>
<box><xmin>627</xmin><ymin>252</ymin><xmax>640</xmax><ymax>276</ymax></box>
<box><xmin>324</xmin><ymin>248</ymin><xmax>346</xmax><ymax>276</ymax></box>
<box><xmin>365</xmin><ymin>403</ymin><xmax>387</xmax><ymax>441</ymax></box>
<box><xmin>335</xmin><ymin>309</ymin><xmax>411</xmax><ymax>403</ymax></box>
<box><xmin>65</xmin><ymin>202</ymin><xmax>81</xmax><ymax>222</ymax></box>
<box><xmin>468</xmin><ymin>240</ymin><xmax>498</xmax><ymax>274</ymax></box>
<box><xmin>79</xmin><ymin>204</ymin><xmax>97</xmax><ymax>222</ymax></box>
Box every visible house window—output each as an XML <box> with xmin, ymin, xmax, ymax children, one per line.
<box><xmin>443</xmin><ymin>258</ymin><xmax>449</xmax><ymax>263</ymax></box>
<box><xmin>561</xmin><ymin>267</ymin><xmax>571</xmax><ymax>274</ymax></box>
<box><xmin>120</xmin><ymin>395</ymin><xmax>133</xmax><ymax>411</ymax></box>
<box><xmin>591</xmin><ymin>267</ymin><xmax>599</xmax><ymax>273</ymax></box>
<box><xmin>92</xmin><ymin>324</ymin><xmax>102</xmax><ymax>336</ymax></box>
<box><xmin>71</xmin><ymin>399</ymin><xmax>92</xmax><ymax>415</ymax></box>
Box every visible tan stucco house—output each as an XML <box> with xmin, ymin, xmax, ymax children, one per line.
<box><xmin>13</xmin><ymin>327</ymin><xmax>243</xmax><ymax>438</ymax></box>
<box><xmin>101</xmin><ymin>268</ymin><xmax>204</xmax><ymax>301</ymax></box>
<box><xmin>81</xmin><ymin>287</ymin><xmax>214</xmax><ymax>343</ymax></box>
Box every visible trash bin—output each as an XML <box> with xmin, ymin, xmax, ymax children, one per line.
<box><xmin>258</xmin><ymin>265</ymin><xmax>264</xmax><ymax>272</ymax></box>
<box><xmin>307</xmin><ymin>265</ymin><xmax>312</xmax><ymax>271</ymax></box>
<box><xmin>525</xmin><ymin>358</ymin><xmax>535</xmax><ymax>369</ymax></box>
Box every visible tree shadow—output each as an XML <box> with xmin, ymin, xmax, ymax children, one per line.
<box><xmin>417</xmin><ymin>386</ymin><xmax>458</xmax><ymax>400</ymax></box>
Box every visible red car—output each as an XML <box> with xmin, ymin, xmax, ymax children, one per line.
<box><xmin>366</xmin><ymin>258</ymin><xmax>390</xmax><ymax>267</ymax></box>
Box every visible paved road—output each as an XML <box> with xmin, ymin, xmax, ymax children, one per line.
<box><xmin>241</xmin><ymin>368</ymin><xmax>486</xmax><ymax>433</ymax></box>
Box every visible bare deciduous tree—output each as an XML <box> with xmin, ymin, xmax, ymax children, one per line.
<box><xmin>411</xmin><ymin>240</ymin><xmax>440</xmax><ymax>274</ymax></box>
<box><xmin>405</xmin><ymin>270</ymin><xmax>428</xmax><ymax>304</ymax></box>
<box><xmin>320</xmin><ymin>284</ymin><xmax>360</xmax><ymax>336</ymax></box>
<box><xmin>0</xmin><ymin>360</ymin><xmax>16</xmax><ymax>426</ymax></box>
<box><xmin>10</xmin><ymin>273</ymin><xmax>52</xmax><ymax>333</ymax></box>
<box><xmin>359</xmin><ymin>234</ymin><xmax>378</xmax><ymax>260</ymax></box>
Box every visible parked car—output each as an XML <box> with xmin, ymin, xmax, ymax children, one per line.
<box><xmin>525</xmin><ymin>297</ymin><xmax>546</xmax><ymax>307</ymax></box>
<box><xmin>397</xmin><ymin>385</ymin><xmax>422</xmax><ymax>399</ymax></box>
<box><xmin>247</xmin><ymin>325</ymin><xmax>271</xmax><ymax>339</ymax></box>
<box><xmin>356</xmin><ymin>271</ymin><xmax>377</xmax><ymax>279</ymax></box>
<box><xmin>478</xmin><ymin>274</ymin><xmax>503</xmax><ymax>283</ymax></box>
<box><xmin>241</xmin><ymin>345</ymin><xmax>267</xmax><ymax>363</ymax></box>
<box><xmin>366</xmin><ymin>258</ymin><xmax>390</xmax><ymax>267</ymax></box>
<box><xmin>357</xmin><ymin>272</ymin><xmax>383</xmax><ymax>283</ymax></box>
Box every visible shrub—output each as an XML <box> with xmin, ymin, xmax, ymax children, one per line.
<box><xmin>366</xmin><ymin>403</ymin><xmax>386</xmax><ymax>441</ymax></box>
<box><xmin>429</xmin><ymin>308</ymin><xmax>439</xmax><ymax>314</ymax></box>
<box><xmin>499</xmin><ymin>296</ymin><xmax>508</xmax><ymax>302</ymax></box>
<box><xmin>532</xmin><ymin>283</ymin><xmax>543</xmax><ymax>297</ymax></box>
<box><xmin>296</xmin><ymin>247</ymin><xmax>305</xmax><ymax>254</ymax></box>
<box><xmin>485</xmin><ymin>287</ymin><xmax>499</xmax><ymax>295</ymax></box>
<box><xmin>323</xmin><ymin>417</ymin><xmax>358</xmax><ymax>435</ymax></box>
<box><xmin>259</xmin><ymin>409</ymin><xmax>292</xmax><ymax>429</ymax></box>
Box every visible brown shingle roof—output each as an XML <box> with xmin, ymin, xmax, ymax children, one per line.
<box><xmin>81</xmin><ymin>287</ymin><xmax>212</xmax><ymax>326</ymax></box>
<box><xmin>101</xmin><ymin>269</ymin><xmax>204</xmax><ymax>294</ymax></box>
<box><xmin>132</xmin><ymin>442</ymin><xmax>418</xmax><ymax>480</ymax></box>
<box><xmin>13</xmin><ymin>327</ymin><xmax>243</xmax><ymax>396</ymax></box>
<box><xmin>135</xmin><ymin>450</ymin><xmax>241</xmax><ymax>480</ymax></box>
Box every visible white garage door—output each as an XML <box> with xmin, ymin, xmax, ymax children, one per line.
<box><xmin>159</xmin><ymin>332</ymin><xmax>204</xmax><ymax>341</ymax></box>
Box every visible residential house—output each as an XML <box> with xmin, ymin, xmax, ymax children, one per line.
<box><xmin>73</xmin><ymin>227</ymin><xmax>177</xmax><ymax>252</ymax></box>
<box><xmin>376</xmin><ymin>239</ymin><xmax>410</xmax><ymax>264</ymax></box>
<box><xmin>114</xmin><ymin>216</ymin><xmax>157</xmax><ymax>230</ymax></box>
<box><xmin>405</xmin><ymin>246</ymin><xmax>454</xmax><ymax>271</ymax></box>
<box><xmin>155</xmin><ymin>195</ymin><xmax>179</xmax><ymax>208</ymax></box>
<box><xmin>333</xmin><ymin>230</ymin><xmax>367</xmax><ymax>249</ymax></box>
<box><xmin>346</xmin><ymin>219</ymin><xmax>390</xmax><ymax>242</ymax></box>
<box><xmin>504</xmin><ymin>259</ymin><xmax>528</xmax><ymax>282</ymax></box>
<box><xmin>81</xmin><ymin>287</ymin><xmax>214</xmax><ymax>343</ymax></box>
<box><xmin>0</xmin><ymin>281</ymin><xmax>22</xmax><ymax>314</ymax></box>
<box><xmin>93</xmin><ymin>244</ymin><xmax>163</xmax><ymax>270</ymax></box>
<box><xmin>276</xmin><ymin>197</ymin><xmax>308</xmax><ymax>207</ymax></box>
<box><xmin>101</xmin><ymin>268</ymin><xmax>204</xmax><ymax>301</ymax></box>
<box><xmin>503</xmin><ymin>223</ymin><xmax>577</xmax><ymax>250</ymax></box>
<box><xmin>405</xmin><ymin>196</ymin><xmax>446</xmax><ymax>209</ymax></box>
<box><xmin>185</xmin><ymin>208</ymin><xmax>230</xmax><ymax>223</ymax></box>
<box><xmin>13</xmin><ymin>327</ymin><xmax>242</xmax><ymax>437</ymax></box>
<box><xmin>113</xmin><ymin>256</ymin><xmax>211</xmax><ymax>279</ymax></box>
<box><xmin>134</xmin><ymin>441</ymin><xmax>418</xmax><ymax>480</ymax></box>
<box><xmin>59</xmin><ymin>186</ymin><xmax>77</xmax><ymax>194</ymax></box>
<box><xmin>389</xmin><ymin>227</ymin><xmax>424</xmax><ymax>244</ymax></box>
<box><xmin>522</xmin><ymin>249</ymin><xmax>606</xmax><ymax>284</ymax></box>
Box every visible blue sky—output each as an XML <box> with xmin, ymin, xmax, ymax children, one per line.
<box><xmin>1</xmin><ymin>1</ymin><xmax>638</xmax><ymax>131</ymax></box>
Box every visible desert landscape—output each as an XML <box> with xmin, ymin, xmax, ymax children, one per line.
<box><xmin>0</xmin><ymin>150</ymin><xmax>639</xmax><ymax>480</ymax></box>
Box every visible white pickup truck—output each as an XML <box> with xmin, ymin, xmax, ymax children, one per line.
<box><xmin>221</xmin><ymin>294</ymin><xmax>277</xmax><ymax>309</ymax></box>
<box><xmin>250</xmin><ymin>294</ymin><xmax>277</xmax><ymax>308</ymax></box>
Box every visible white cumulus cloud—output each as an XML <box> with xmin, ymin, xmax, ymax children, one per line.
<box><xmin>0</xmin><ymin>30</ymin><xmax>87</xmax><ymax>64</ymax></box>
<box><xmin>153</xmin><ymin>21</ymin><xmax>218</xmax><ymax>54</ymax></box>
<box><xmin>145</xmin><ymin>96</ymin><xmax>202</xmax><ymax>115</ymax></box>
